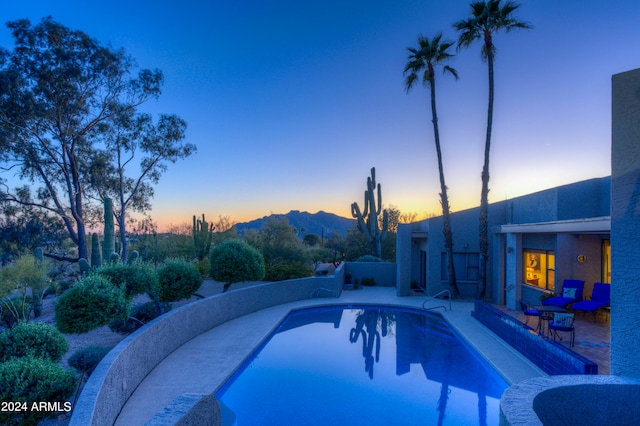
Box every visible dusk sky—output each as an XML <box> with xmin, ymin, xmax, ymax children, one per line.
<box><xmin>2</xmin><ymin>1</ymin><xmax>637</xmax><ymax>230</ymax></box>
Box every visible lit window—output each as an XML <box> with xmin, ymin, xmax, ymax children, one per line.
<box><xmin>602</xmin><ymin>240</ymin><xmax>611</xmax><ymax>283</ymax></box>
<box><xmin>523</xmin><ymin>250</ymin><xmax>555</xmax><ymax>291</ymax></box>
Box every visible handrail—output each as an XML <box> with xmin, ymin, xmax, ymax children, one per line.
<box><xmin>422</xmin><ymin>289</ymin><xmax>452</xmax><ymax>311</ymax></box>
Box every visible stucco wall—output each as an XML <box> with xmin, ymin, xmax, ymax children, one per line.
<box><xmin>346</xmin><ymin>261</ymin><xmax>396</xmax><ymax>287</ymax></box>
<box><xmin>70</xmin><ymin>274</ymin><xmax>343</xmax><ymax>426</ymax></box>
<box><xmin>611</xmin><ymin>67</ymin><xmax>640</xmax><ymax>376</ymax></box>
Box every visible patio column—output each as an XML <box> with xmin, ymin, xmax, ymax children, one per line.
<box><xmin>504</xmin><ymin>232</ymin><xmax>521</xmax><ymax>310</ymax></box>
<box><xmin>611</xmin><ymin>68</ymin><xmax>640</xmax><ymax>377</ymax></box>
<box><xmin>396</xmin><ymin>223</ymin><xmax>412</xmax><ymax>296</ymax></box>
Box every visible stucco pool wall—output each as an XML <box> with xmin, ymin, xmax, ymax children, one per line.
<box><xmin>69</xmin><ymin>271</ymin><xmax>343</xmax><ymax>426</ymax></box>
<box><xmin>500</xmin><ymin>375</ymin><xmax>640</xmax><ymax>425</ymax></box>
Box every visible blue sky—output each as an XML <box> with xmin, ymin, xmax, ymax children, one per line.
<box><xmin>2</xmin><ymin>1</ymin><xmax>637</xmax><ymax>229</ymax></box>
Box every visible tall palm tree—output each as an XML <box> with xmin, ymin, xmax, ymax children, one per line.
<box><xmin>453</xmin><ymin>0</ymin><xmax>531</xmax><ymax>299</ymax></box>
<box><xmin>404</xmin><ymin>33</ymin><xmax>460</xmax><ymax>298</ymax></box>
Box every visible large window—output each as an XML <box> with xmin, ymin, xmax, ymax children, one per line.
<box><xmin>441</xmin><ymin>252</ymin><xmax>479</xmax><ymax>282</ymax></box>
<box><xmin>523</xmin><ymin>250</ymin><xmax>555</xmax><ymax>291</ymax></box>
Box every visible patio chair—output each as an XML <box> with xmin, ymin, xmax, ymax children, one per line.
<box><xmin>572</xmin><ymin>283</ymin><xmax>610</xmax><ymax>321</ymax></box>
<box><xmin>542</xmin><ymin>279</ymin><xmax>585</xmax><ymax>308</ymax></box>
<box><xmin>549</xmin><ymin>312</ymin><xmax>575</xmax><ymax>347</ymax></box>
<box><xmin>518</xmin><ymin>299</ymin><xmax>542</xmax><ymax>330</ymax></box>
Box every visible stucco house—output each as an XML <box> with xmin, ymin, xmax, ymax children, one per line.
<box><xmin>396</xmin><ymin>176</ymin><xmax>611</xmax><ymax>309</ymax></box>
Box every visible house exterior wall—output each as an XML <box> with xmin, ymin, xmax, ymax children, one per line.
<box><xmin>397</xmin><ymin>176</ymin><xmax>610</xmax><ymax>304</ymax></box>
<box><xmin>611</xmin><ymin>67</ymin><xmax>640</xmax><ymax>377</ymax></box>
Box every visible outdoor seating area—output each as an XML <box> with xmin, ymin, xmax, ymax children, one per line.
<box><xmin>542</xmin><ymin>279</ymin><xmax>585</xmax><ymax>308</ymax></box>
<box><xmin>505</xmin><ymin>301</ymin><xmax>610</xmax><ymax>374</ymax></box>
<box><xmin>572</xmin><ymin>283</ymin><xmax>611</xmax><ymax>321</ymax></box>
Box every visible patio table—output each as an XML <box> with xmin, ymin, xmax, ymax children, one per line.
<box><xmin>532</xmin><ymin>305</ymin><xmax>567</xmax><ymax>336</ymax></box>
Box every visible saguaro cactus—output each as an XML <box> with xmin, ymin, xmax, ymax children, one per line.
<box><xmin>193</xmin><ymin>214</ymin><xmax>215</xmax><ymax>261</ymax></box>
<box><xmin>102</xmin><ymin>198</ymin><xmax>116</xmax><ymax>263</ymax></box>
<box><xmin>351</xmin><ymin>167</ymin><xmax>389</xmax><ymax>258</ymax></box>
<box><xmin>91</xmin><ymin>233</ymin><xmax>102</xmax><ymax>268</ymax></box>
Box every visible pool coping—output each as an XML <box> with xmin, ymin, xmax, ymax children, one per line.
<box><xmin>109</xmin><ymin>287</ymin><xmax>545</xmax><ymax>425</ymax></box>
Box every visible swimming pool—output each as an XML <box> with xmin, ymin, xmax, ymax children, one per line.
<box><xmin>216</xmin><ymin>305</ymin><xmax>507</xmax><ymax>425</ymax></box>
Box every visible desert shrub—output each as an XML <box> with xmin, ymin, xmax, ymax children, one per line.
<box><xmin>54</xmin><ymin>279</ymin><xmax>74</xmax><ymax>295</ymax></box>
<box><xmin>265</xmin><ymin>261</ymin><xmax>314</xmax><ymax>281</ymax></box>
<box><xmin>95</xmin><ymin>261</ymin><xmax>159</xmax><ymax>298</ymax></box>
<box><xmin>55</xmin><ymin>274</ymin><xmax>130</xmax><ymax>334</ymax></box>
<box><xmin>0</xmin><ymin>322</ymin><xmax>68</xmax><ymax>362</ymax></box>
<box><xmin>157</xmin><ymin>258</ymin><xmax>202</xmax><ymax>302</ymax></box>
<box><xmin>0</xmin><ymin>254</ymin><xmax>49</xmax><ymax>317</ymax></box>
<box><xmin>132</xmin><ymin>300</ymin><xmax>171</xmax><ymax>322</ymax></box>
<box><xmin>68</xmin><ymin>345</ymin><xmax>111</xmax><ymax>375</ymax></box>
<box><xmin>197</xmin><ymin>257</ymin><xmax>210</xmax><ymax>278</ymax></box>
<box><xmin>209</xmin><ymin>239</ymin><xmax>265</xmax><ymax>291</ymax></box>
<box><xmin>108</xmin><ymin>317</ymin><xmax>142</xmax><ymax>334</ymax></box>
<box><xmin>356</xmin><ymin>255</ymin><xmax>385</xmax><ymax>262</ymax></box>
<box><xmin>0</xmin><ymin>295</ymin><xmax>32</xmax><ymax>328</ymax></box>
<box><xmin>361</xmin><ymin>277</ymin><xmax>376</xmax><ymax>286</ymax></box>
<box><xmin>0</xmin><ymin>357</ymin><xmax>76</xmax><ymax>426</ymax></box>
<box><xmin>108</xmin><ymin>300</ymin><xmax>172</xmax><ymax>334</ymax></box>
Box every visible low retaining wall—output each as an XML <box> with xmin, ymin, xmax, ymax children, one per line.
<box><xmin>472</xmin><ymin>300</ymin><xmax>597</xmax><ymax>375</ymax></box>
<box><xmin>70</xmin><ymin>272</ymin><xmax>343</xmax><ymax>426</ymax></box>
<box><xmin>500</xmin><ymin>375</ymin><xmax>640</xmax><ymax>425</ymax></box>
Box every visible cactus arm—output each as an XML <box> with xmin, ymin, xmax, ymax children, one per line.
<box><xmin>102</xmin><ymin>198</ymin><xmax>116</xmax><ymax>263</ymax></box>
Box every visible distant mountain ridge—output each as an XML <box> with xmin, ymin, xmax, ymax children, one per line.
<box><xmin>233</xmin><ymin>210</ymin><xmax>356</xmax><ymax>238</ymax></box>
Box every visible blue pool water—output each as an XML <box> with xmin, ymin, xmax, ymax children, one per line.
<box><xmin>216</xmin><ymin>305</ymin><xmax>507</xmax><ymax>425</ymax></box>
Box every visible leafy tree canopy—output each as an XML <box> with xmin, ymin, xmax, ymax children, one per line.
<box><xmin>0</xmin><ymin>17</ymin><xmax>189</xmax><ymax>262</ymax></box>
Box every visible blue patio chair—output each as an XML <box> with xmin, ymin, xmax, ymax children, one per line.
<box><xmin>572</xmin><ymin>283</ymin><xmax>610</xmax><ymax>321</ymax></box>
<box><xmin>549</xmin><ymin>312</ymin><xmax>575</xmax><ymax>347</ymax></box>
<box><xmin>542</xmin><ymin>279</ymin><xmax>585</xmax><ymax>308</ymax></box>
<box><xmin>518</xmin><ymin>299</ymin><xmax>542</xmax><ymax>330</ymax></box>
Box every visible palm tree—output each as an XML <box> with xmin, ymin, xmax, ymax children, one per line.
<box><xmin>404</xmin><ymin>33</ymin><xmax>460</xmax><ymax>298</ymax></box>
<box><xmin>453</xmin><ymin>0</ymin><xmax>531</xmax><ymax>299</ymax></box>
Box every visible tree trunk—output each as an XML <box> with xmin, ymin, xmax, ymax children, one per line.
<box><xmin>430</xmin><ymin>75</ymin><xmax>460</xmax><ymax>298</ymax></box>
<box><xmin>476</xmin><ymin>35</ymin><xmax>495</xmax><ymax>300</ymax></box>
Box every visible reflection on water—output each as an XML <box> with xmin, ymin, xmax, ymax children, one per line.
<box><xmin>216</xmin><ymin>306</ymin><xmax>507</xmax><ymax>425</ymax></box>
<box><xmin>349</xmin><ymin>309</ymin><xmax>395</xmax><ymax>379</ymax></box>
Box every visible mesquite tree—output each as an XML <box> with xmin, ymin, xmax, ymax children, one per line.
<box><xmin>0</xmin><ymin>18</ymin><xmax>165</xmax><ymax>261</ymax></box>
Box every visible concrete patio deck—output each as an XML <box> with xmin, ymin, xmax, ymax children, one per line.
<box><xmin>114</xmin><ymin>287</ymin><xmax>546</xmax><ymax>425</ymax></box>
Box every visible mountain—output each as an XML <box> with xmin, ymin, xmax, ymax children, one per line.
<box><xmin>233</xmin><ymin>210</ymin><xmax>356</xmax><ymax>238</ymax></box>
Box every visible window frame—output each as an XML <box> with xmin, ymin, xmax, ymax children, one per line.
<box><xmin>523</xmin><ymin>249</ymin><xmax>555</xmax><ymax>291</ymax></box>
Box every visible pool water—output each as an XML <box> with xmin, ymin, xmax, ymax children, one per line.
<box><xmin>216</xmin><ymin>305</ymin><xmax>507</xmax><ymax>425</ymax></box>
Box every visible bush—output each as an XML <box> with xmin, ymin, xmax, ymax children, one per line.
<box><xmin>108</xmin><ymin>317</ymin><xmax>142</xmax><ymax>334</ymax></box>
<box><xmin>209</xmin><ymin>239</ymin><xmax>265</xmax><ymax>291</ymax></box>
<box><xmin>0</xmin><ymin>295</ymin><xmax>32</xmax><ymax>329</ymax></box>
<box><xmin>0</xmin><ymin>254</ymin><xmax>50</xmax><ymax>317</ymax></box>
<box><xmin>0</xmin><ymin>357</ymin><xmax>76</xmax><ymax>426</ymax></box>
<box><xmin>157</xmin><ymin>259</ymin><xmax>202</xmax><ymax>302</ymax></box>
<box><xmin>265</xmin><ymin>261</ymin><xmax>314</xmax><ymax>281</ymax></box>
<box><xmin>95</xmin><ymin>261</ymin><xmax>159</xmax><ymax>298</ymax></box>
<box><xmin>361</xmin><ymin>277</ymin><xmax>376</xmax><ymax>286</ymax></box>
<box><xmin>132</xmin><ymin>300</ymin><xmax>171</xmax><ymax>322</ymax></box>
<box><xmin>108</xmin><ymin>300</ymin><xmax>172</xmax><ymax>334</ymax></box>
<box><xmin>0</xmin><ymin>322</ymin><xmax>68</xmax><ymax>362</ymax></box>
<box><xmin>356</xmin><ymin>255</ymin><xmax>385</xmax><ymax>262</ymax></box>
<box><xmin>55</xmin><ymin>274</ymin><xmax>130</xmax><ymax>334</ymax></box>
<box><xmin>68</xmin><ymin>345</ymin><xmax>111</xmax><ymax>375</ymax></box>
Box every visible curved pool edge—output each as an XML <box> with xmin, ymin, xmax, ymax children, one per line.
<box><xmin>69</xmin><ymin>272</ymin><xmax>344</xmax><ymax>426</ymax></box>
<box><xmin>500</xmin><ymin>375</ymin><xmax>640</xmax><ymax>425</ymax></box>
<box><xmin>74</xmin><ymin>284</ymin><xmax>546</xmax><ymax>426</ymax></box>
